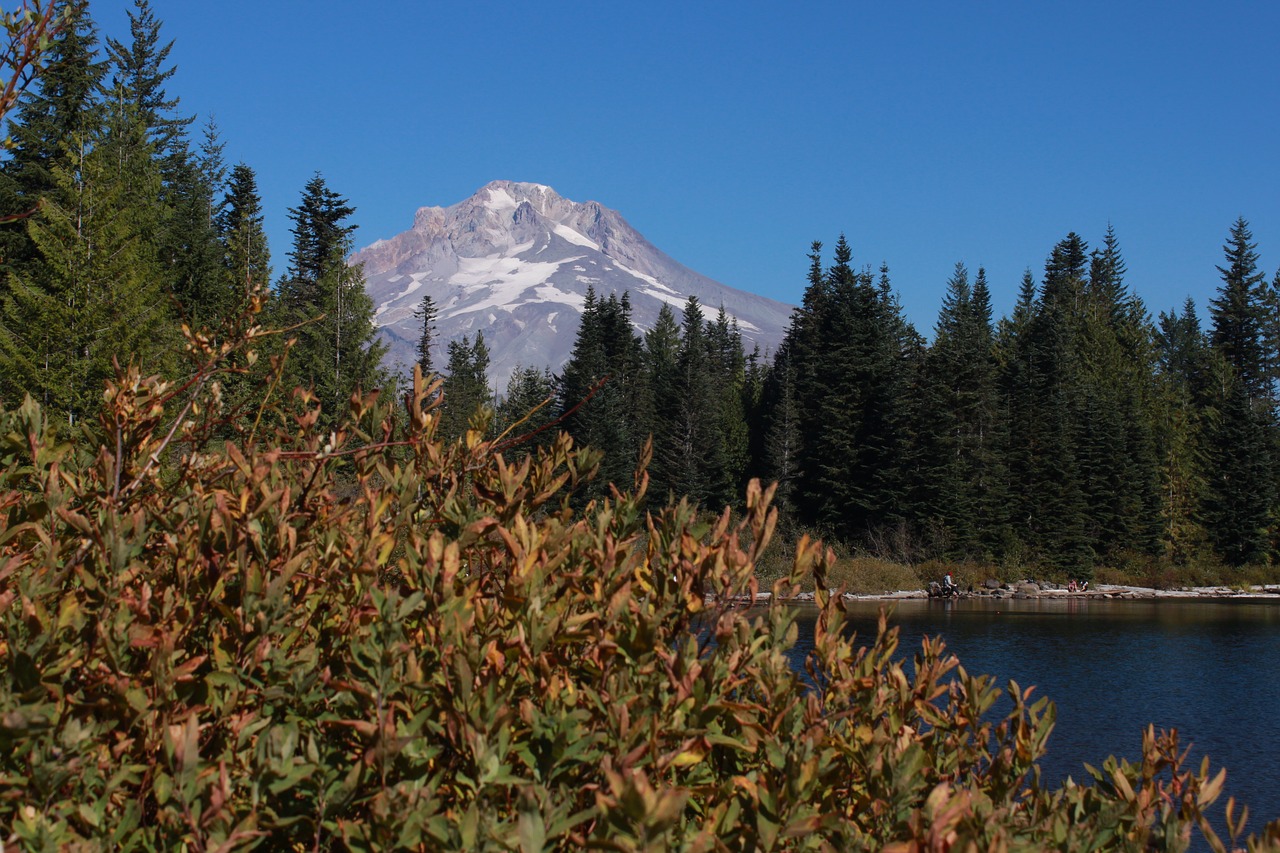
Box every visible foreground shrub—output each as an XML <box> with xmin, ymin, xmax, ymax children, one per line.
<box><xmin>2</xmin><ymin>326</ymin><xmax>1279</xmax><ymax>850</ymax></box>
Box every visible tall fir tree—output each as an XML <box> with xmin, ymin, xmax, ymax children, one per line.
<box><xmin>703</xmin><ymin>305</ymin><xmax>749</xmax><ymax>507</ymax></box>
<box><xmin>557</xmin><ymin>287</ymin><xmax>643</xmax><ymax>499</ymax></box>
<box><xmin>1083</xmin><ymin>227</ymin><xmax>1161</xmax><ymax>558</ymax></box>
<box><xmin>0</xmin><ymin>100</ymin><xmax>171</xmax><ymax>423</ymax></box>
<box><xmin>965</xmin><ymin>268</ymin><xmax>1013</xmax><ymax>554</ymax></box>
<box><xmin>996</xmin><ymin>238</ymin><xmax>1093</xmax><ymax>572</ymax></box>
<box><xmin>280</xmin><ymin>171</ymin><xmax>355</xmax><ymax>314</ymax></box>
<box><xmin>1210</xmin><ymin>217</ymin><xmax>1270</xmax><ymax>402</ymax></box>
<box><xmin>1261</xmin><ymin>267</ymin><xmax>1280</xmax><ymax>407</ymax></box>
<box><xmin>413</xmin><ymin>291</ymin><xmax>438</xmax><ymax>377</ymax></box>
<box><xmin>103</xmin><ymin>0</ymin><xmax>227</xmax><ymax>333</ymax></box>
<box><xmin>759</xmin><ymin>242</ymin><xmax>826</xmax><ymax>510</ymax></box>
<box><xmin>758</xmin><ymin>336</ymin><xmax>802</xmax><ymax>511</ymax></box>
<box><xmin>993</xmin><ymin>270</ymin><xmax>1041</xmax><ymax>558</ymax></box>
<box><xmin>205</xmin><ymin>161</ymin><xmax>272</xmax><ymax>432</ymax></box>
<box><xmin>277</xmin><ymin>175</ymin><xmax>383</xmax><ymax>423</ymax></box>
<box><xmin>0</xmin><ymin>0</ymin><xmax>105</xmax><ymax>269</ymax></box>
<box><xmin>218</xmin><ymin>162</ymin><xmax>271</xmax><ymax>293</ymax></box>
<box><xmin>916</xmin><ymin>263</ymin><xmax>1004</xmax><ymax>558</ymax></box>
<box><xmin>307</xmin><ymin>241</ymin><xmax>386</xmax><ymax>416</ymax></box>
<box><xmin>163</xmin><ymin>118</ymin><xmax>233</xmax><ymax>329</ymax></box>
<box><xmin>104</xmin><ymin>0</ymin><xmax>191</xmax><ymax>167</ymax></box>
<box><xmin>785</xmin><ymin>236</ymin><xmax>916</xmax><ymax>544</ymax></box>
<box><xmin>740</xmin><ymin>340</ymin><xmax>769</xmax><ymax>491</ymax></box>
<box><xmin>440</xmin><ymin>331</ymin><xmax>492</xmax><ymax>440</ymax></box>
<box><xmin>641</xmin><ymin>301</ymin><xmax>682</xmax><ymax>501</ymax></box>
<box><xmin>1203</xmin><ymin>218</ymin><xmax>1276</xmax><ymax>565</ymax></box>
<box><xmin>1153</xmin><ymin>300</ymin><xmax>1213</xmax><ymax>562</ymax></box>
<box><xmin>659</xmin><ymin>296</ymin><xmax>720</xmax><ymax>505</ymax></box>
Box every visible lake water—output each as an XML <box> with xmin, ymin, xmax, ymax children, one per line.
<box><xmin>780</xmin><ymin>597</ymin><xmax>1280</xmax><ymax>836</ymax></box>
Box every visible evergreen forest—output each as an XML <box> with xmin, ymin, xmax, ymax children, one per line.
<box><xmin>6</xmin><ymin>3</ymin><xmax>1280</xmax><ymax>849</ymax></box>
<box><xmin>522</xmin><ymin>226</ymin><xmax>1280</xmax><ymax>579</ymax></box>
<box><xmin>0</xmin><ymin>0</ymin><xmax>386</xmax><ymax>435</ymax></box>
<box><xmin>3</xmin><ymin>0</ymin><xmax>1278</xmax><ymax>584</ymax></box>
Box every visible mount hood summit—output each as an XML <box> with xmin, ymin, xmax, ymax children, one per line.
<box><xmin>352</xmin><ymin>181</ymin><xmax>794</xmax><ymax>386</ymax></box>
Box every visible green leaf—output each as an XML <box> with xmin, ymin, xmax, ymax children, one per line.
<box><xmin>518</xmin><ymin>808</ymin><xmax>546</xmax><ymax>852</ymax></box>
<box><xmin>154</xmin><ymin>771</ymin><xmax>173</xmax><ymax>805</ymax></box>
<box><xmin>77</xmin><ymin>802</ymin><xmax>100</xmax><ymax>828</ymax></box>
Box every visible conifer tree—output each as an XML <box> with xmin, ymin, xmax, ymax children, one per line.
<box><xmin>0</xmin><ymin>102</ymin><xmax>171</xmax><ymax>423</ymax></box>
<box><xmin>104</xmin><ymin>0</ymin><xmax>191</xmax><ymax>167</ymax></box>
<box><xmin>203</xmin><ymin>161</ymin><xmax>272</xmax><ymax>431</ymax></box>
<box><xmin>413</xmin><ymin>291</ymin><xmax>438</xmax><ymax>377</ymax></box>
<box><xmin>307</xmin><ymin>242</ymin><xmax>386</xmax><ymax>415</ymax></box>
<box><xmin>1203</xmin><ymin>218</ymin><xmax>1276</xmax><ymax>564</ymax></box>
<box><xmin>871</xmin><ymin>262</ymin><xmax>923</xmax><ymax>537</ymax></box>
<box><xmin>740</xmin><ymin>340</ymin><xmax>768</xmax><ymax>490</ymax></box>
<box><xmin>997</xmin><ymin>238</ymin><xmax>1093</xmax><ymax>572</ymax></box>
<box><xmin>785</xmin><ymin>237</ymin><xmax>916</xmax><ymax>544</ymax></box>
<box><xmin>1211</xmin><ymin>217</ymin><xmax>1269</xmax><ymax>402</ymax></box>
<box><xmin>1076</xmin><ymin>227</ymin><xmax>1161</xmax><ymax>558</ymax></box>
<box><xmin>1202</xmin><ymin>373</ymin><xmax>1274</xmax><ymax>566</ymax></box>
<box><xmin>966</xmin><ymin>268</ymin><xmax>1013</xmax><ymax>553</ymax></box>
<box><xmin>163</xmin><ymin>119</ymin><xmax>232</xmax><ymax>329</ymax></box>
<box><xmin>1153</xmin><ymin>300</ymin><xmax>1213</xmax><ymax>562</ymax></box>
<box><xmin>280</xmin><ymin>172</ymin><xmax>356</xmax><ymax>314</ymax></box>
<box><xmin>218</xmin><ymin>162</ymin><xmax>271</xmax><ymax>292</ymax></box>
<box><xmin>440</xmin><ymin>331</ymin><xmax>492</xmax><ymax>440</ymax></box>
<box><xmin>704</xmin><ymin>305</ymin><xmax>749</xmax><ymax>507</ymax></box>
<box><xmin>0</xmin><ymin>0</ymin><xmax>104</xmax><ymax>268</ymax></box>
<box><xmin>917</xmin><ymin>263</ymin><xmax>1003</xmax><ymax>558</ymax></box>
<box><xmin>758</xmin><ymin>337</ymin><xmax>802</xmax><ymax>510</ymax></box>
<box><xmin>277</xmin><ymin>175</ymin><xmax>383</xmax><ymax>422</ymax></box>
<box><xmin>660</xmin><ymin>295</ymin><xmax>719</xmax><ymax>505</ymax></box>
<box><xmin>641</xmin><ymin>302</ymin><xmax>682</xmax><ymax>500</ymax></box>
<box><xmin>495</xmin><ymin>365</ymin><xmax>556</xmax><ymax>456</ymax></box>
<box><xmin>993</xmin><ymin>270</ymin><xmax>1040</xmax><ymax>557</ymax></box>
<box><xmin>103</xmin><ymin>0</ymin><xmax>226</xmax><ymax>332</ymax></box>
<box><xmin>557</xmin><ymin>288</ymin><xmax>643</xmax><ymax>498</ymax></box>
<box><xmin>3</xmin><ymin>0</ymin><xmax>102</xmax><ymax>191</ymax></box>
<box><xmin>760</xmin><ymin>242</ymin><xmax>827</xmax><ymax>513</ymax></box>
<box><xmin>1261</xmin><ymin>267</ymin><xmax>1280</xmax><ymax>407</ymax></box>
<box><xmin>793</xmin><ymin>236</ymin><xmax>865</xmax><ymax>535</ymax></box>
<box><xmin>195</xmin><ymin>117</ymin><xmax>227</xmax><ymax>218</ymax></box>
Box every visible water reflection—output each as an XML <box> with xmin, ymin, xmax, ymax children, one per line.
<box><xmin>778</xmin><ymin>598</ymin><xmax>1280</xmax><ymax>832</ymax></box>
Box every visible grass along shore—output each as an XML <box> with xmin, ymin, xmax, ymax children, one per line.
<box><xmin>747</xmin><ymin>531</ymin><xmax>1280</xmax><ymax>600</ymax></box>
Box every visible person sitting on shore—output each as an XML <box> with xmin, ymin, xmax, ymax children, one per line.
<box><xmin>1068</xmin><ymin>579</ymin><xmax>1078</xmax><ymax>592</ymax></box>
<box><xmin>1081</xmin><ymin>581</ymin><xmax>1089</xmax><ymax>592</ymax></box>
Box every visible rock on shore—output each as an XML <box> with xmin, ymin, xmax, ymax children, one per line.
<box><xmin>839</xmin><ymin>583</ymin><xmax>1280</xmax><ymax>603</ymax></box>
<box><xmin>709</xmin><ymin>584</ymin><xmax>1280</xmax><ymax>607</ymax></box>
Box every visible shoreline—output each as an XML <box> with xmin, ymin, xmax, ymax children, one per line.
<box><xmin>846</xmin><ymin>582</ymin><xmax>1280</xmax><ymax>602</ymax></box>
<box><xmin>717</xmin><ymin>583</ymin><xmax>1280</xmax><ymax>606</ymax></box>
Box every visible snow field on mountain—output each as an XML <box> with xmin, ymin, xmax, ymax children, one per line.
<box><xmin>351</xmin><ymin>180</ymin><xmax>794</xmax><ymax>385</ymax></box>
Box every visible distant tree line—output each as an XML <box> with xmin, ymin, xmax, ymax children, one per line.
<box><xmin>436</xmin><ymin>224</ymin><xmax>1280</xmax><ymax>576</ymax></box>
<box><xmin>430</xmin><ymin>287</ymin><xmax>764</xmax><ymax>512</ymax></box>
<box><xmin>0</xmin><ymin>0</ymin><xmax>385</xmax><ymax>430</ymax></box>
<box><xmin>3</xmin><ymin>5</ymin><xmax>1276</xmax><ymax>578</ymax></box>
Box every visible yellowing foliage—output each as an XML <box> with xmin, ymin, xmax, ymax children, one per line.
<box><xmin>0</xmin><ymin>304</ymin><xmax>1277</xmax><ymax>850</ymax></box>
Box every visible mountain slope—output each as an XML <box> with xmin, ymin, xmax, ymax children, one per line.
<box><xmin>352</xmin><ymin>181</ymin><xmax>794</xmax><ymax>386</ymax></box>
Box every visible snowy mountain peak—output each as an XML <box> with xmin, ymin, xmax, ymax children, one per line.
<box><xmin>479</xmin><ymin>183</ymin><xmax>519</xmax><ymax>213</ymax></box>
<box><xmin>476</xmin><ymin>180</ymin><xmax>556</xmax><ymax>213</ymax></box>
<box><xmin>353</xmin><ymin>182</ymin><xmax>792</xmax><ymax>386</ymax></box>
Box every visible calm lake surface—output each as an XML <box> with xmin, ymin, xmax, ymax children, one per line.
<box><xmin>782</xmin><ymin>597</ymin><xmax>1280</xmax><ymax>833</ymax></box>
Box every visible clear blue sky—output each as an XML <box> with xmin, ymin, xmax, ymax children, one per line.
<box><xmin>93</xmin><ymin>0</ymin><xmax>1279</xmax><ymax>334</ymax></box>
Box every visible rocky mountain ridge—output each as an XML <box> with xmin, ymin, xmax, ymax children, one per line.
<box><xmin>351</xmin><ymin>181</ymin><xmax>794</xmax><ymax>387</ymax></box>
